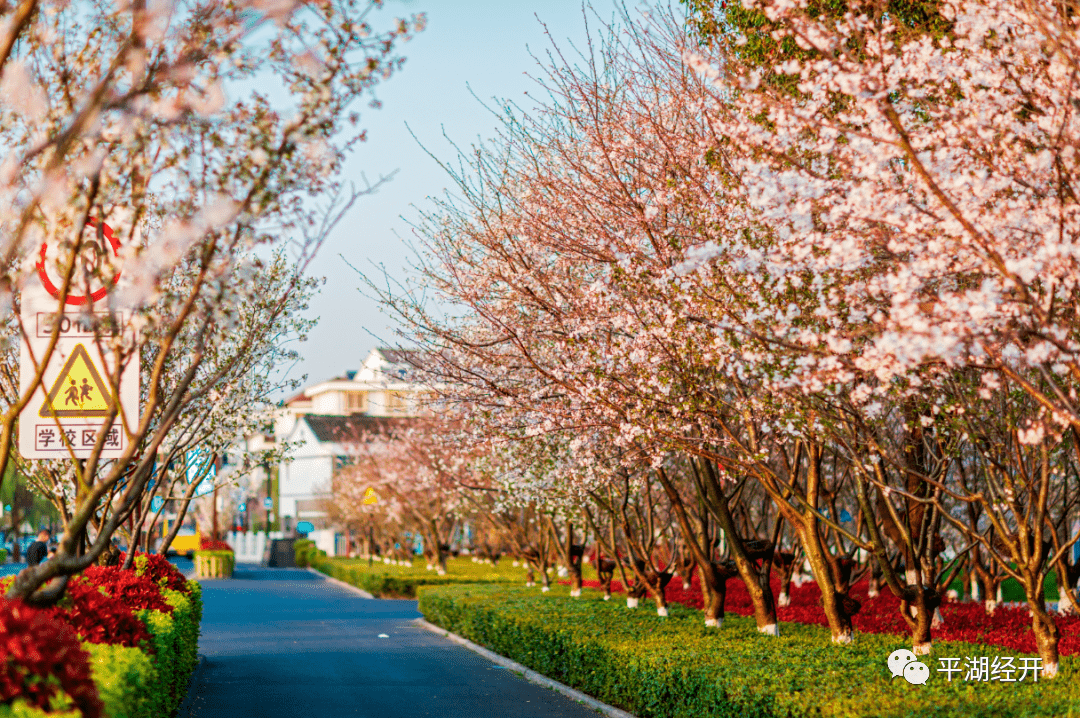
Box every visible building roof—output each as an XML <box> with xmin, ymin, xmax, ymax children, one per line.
<box><xmin>301</xmin><ymin>414</ymin><xmax>414</xmax><ymax>444</ymax></box>
<box><xmin>376</xmin><ymin>348</ymin><xmax>428</xmax><ymax>368</ymax></box>
<box><xmin>279</xmin><ymin>390</ymin><xmax>311</xmax><ymax>407</ymax></box>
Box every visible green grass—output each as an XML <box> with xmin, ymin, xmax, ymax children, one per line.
<box><xmin>309</xmin><ymin>554</ymin><xmax>534</xmax><ymax>597</ymax></box>
<box><xmin>946</xmin><ymin>572</ymin><xmax>1061</xmax><ymax>602</ymax></box>
<box><xmin>418</xmin><ymin>583</ymin><xmax>1080</xmax><ymax>718</ymax></box>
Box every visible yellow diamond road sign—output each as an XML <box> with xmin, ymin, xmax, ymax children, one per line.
<box><xmin>39</xmin><ymin>343</ymin><xmax>115</xmax><ymax>418</ymax></box>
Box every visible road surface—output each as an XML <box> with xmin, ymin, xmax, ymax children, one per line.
<box><xmin>182</xmin><ymin>565</ymin><xmax>605</xmax><ymax>718</ymax></box>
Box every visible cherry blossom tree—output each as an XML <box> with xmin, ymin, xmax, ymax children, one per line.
<box><xmin>0</xmin><ymin>0</ymin><xmax>424</xmax><ymax>604</ymax></box>
<box><xmin>367</xmin><ymin>0</ymin><xmax>1080</xmax><ymax>678</ymax></box>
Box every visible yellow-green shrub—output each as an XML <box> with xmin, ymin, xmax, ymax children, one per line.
<box><xmin>309</xmin><ymin>555</ymin><xmax>529</xmax><ymax>597</ymax></box>
<box><xmin>83</xmin><ymin>644</ymin><xmax>155</xmax><ymax>718</ymax></box>
<box><xmin>419</xmin><ymin>584</ymin><xmax>1080</xmax><ymax>718</ymax></box>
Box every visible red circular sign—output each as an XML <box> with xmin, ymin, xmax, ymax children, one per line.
<box><xmin>37</xmin><ymin>219</ymin><xmax>123</xmax><ymax>305</ymax></box>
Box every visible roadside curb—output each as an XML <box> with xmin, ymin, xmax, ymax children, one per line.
<box><xmin>413</xmin><ymin>618</ymin><xmax>637</xmax><ymax>718</ymax></box>
<box><xmin>306</xmin><ymin>566</ymin><xmax>375</xmax><ymax>598</ymax></box>
<box><xmin>175</xmin><ymin>654</ymin><xmax>207</xmax><ymax>718</ymax></box>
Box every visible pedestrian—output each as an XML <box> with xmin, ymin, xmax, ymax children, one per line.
<box><xmin>26</xmin><ymin>529</ymin><xmax>51</xmax><ymax>566</ymax></box>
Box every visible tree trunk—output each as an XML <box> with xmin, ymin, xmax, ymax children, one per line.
<box><xmin>555</xmin><ymin>520</ymin><xmax>583</xmax><ymax>598</ymax></box>
<box><xmin>1030</xmin><ymin>601</ymin><xmax>1061</xmax><ymax>678</ymax></box>
<box><xmin>695</xmin><ymin>462</ymin><xmax>780</xmax><ymax>634</ymax></box>
<box><xmin>800</xmin><ymin>523</ymin><xmax>855</xmax><ymax>643</ymax></box>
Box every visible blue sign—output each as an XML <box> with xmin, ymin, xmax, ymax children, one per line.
<box><xmin>839</xmin><ymin>509</ymin><xmax>853</xmax><ymax>523</ymax></box>
<box><xmin>150</xmin><ymin>496</ymin><xmax>164</xmax><ymax>513</ymax></box>
<box><xmin>238</xmin><ymin>503</ymin><xmax>246</xmax><ymax>513</ymax></box>
<box><xmin>263</xmin><ymin>497</ymin><xmax>273</xmax><ymax>510</ymax></box>
<box><xmin>296</xmin><ymin>521</ymin><xmax>314</xmax><ymax>534</ymax></box>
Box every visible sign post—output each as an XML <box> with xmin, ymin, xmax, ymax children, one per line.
<box><xmin>18</xmin><ymin>221</ymin><xmax>138</xmax><ymax>459</ymax></box>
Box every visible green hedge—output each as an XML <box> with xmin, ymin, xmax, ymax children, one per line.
<box><xmin>0</xmin><ymin>579</ymin><xmax>201</xmax><ymax>718</ymax></box>
<box><xmin>84</xmin><ymin>643</ymin><xmax>155</xmax><ymax>718</ymax></box>
<box><xmin>90</xmin><ymin>578</ymin><xmax>202</xmax><ymax>718</ymax></box>
<box><xmin>418</xmin><ymin>583</ymin><xmax>1080</xmax><ymax>718</ymax></box>
<box><xmin>294</xmin><ymin>539</ymin><xmax>323</xmax><ymax>568</ymax></box>
<box><xmin>309</xmin><ymin>555</ymin><xmax>528</xmax><ymax>598</ymax></box>
<box><xmin>0</xmin><ymin>702</ymin><xmax>78</xmax><ymax>718</ymax></box>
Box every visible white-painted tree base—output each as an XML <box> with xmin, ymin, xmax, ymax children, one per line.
<box><xmin>913</xmin><ymin>642</ymin><xmax>932</xmax><ymax>656</ymax></box>
<box><xmin>525</xmin><ymin>581</ymin><xmax>535</xmax><ymax>587</ymax></box>
<box><xmin>778</xmin><ymin>592</ymin><xmax>790</xmax><ymax>607</ymax></box>
<box><xmin>426</xmin><ymin>564</ymin><xmax>434</xmax><ymax>571</ymax></box>
<box><xmin>541</xmin><ymin>586</ymin><xmax>550</xmax><ymax>593</ymax></box>
<box><xmin>985</xmin><ymin>599</ymin><xmax>998</xmax><ymax>615</ymax></box>
<box><xmin>704</xmin><ymin>617</ymin><xmax>721</xmax><ymax>628</ymax></box>
<box><xmin>603</xmin><ymin>594</ymin><xmax>611</xmax><ymax>601</ymax></box>
<box><xmin>570</xmin><ymin>588</ymin><xmax>581</xmax><ymax>598</ymax></box>
<box><xmin>758</xmin><ymin>623</ymin><xmax>779</xmax><ymax>636</ymax></box>
<box><xmin>1058</xmin><ymin>591</ymin><xmax>1077</xmax><ymax>616</ymax></box>
<box><xmin>831</xmin><ymin>631</ymin><xmax>854</xmax><ymax>645</ymax></box>
<box><xmin>1043</xmin><ymin>661</ymin><xmax>1059</xmax><ymax>679</ymax></box>
<box><xmin>657</xmin><ymin>607</ymin><xmax>668</xmax><ymax>617</ymax></box>
<box><xmin>931</xmin><ymin>608</ymin><xmax>945</xmax><ymax>629</ymax></box>
<box><xmin>626</xmin><ymin>597</ymin><xmax>639</xmax><ymax>609</ymax></box>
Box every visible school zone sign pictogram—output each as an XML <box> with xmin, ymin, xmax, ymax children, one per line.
<box><xmin>18</xmin><ymin>220</ymin><xmax>139</xmax><ymax>459</ymax></box>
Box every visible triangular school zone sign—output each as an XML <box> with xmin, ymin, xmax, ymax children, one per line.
<box><xmin>39</xmin><ymin>343</ymin><xmax>116</xmax><ymax>418</ymax></box>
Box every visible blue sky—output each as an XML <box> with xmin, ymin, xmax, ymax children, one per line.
<box><xmin>285</xmin><ymin>0</ymin><xmax>637</xmax><ymax>390</ymax></box>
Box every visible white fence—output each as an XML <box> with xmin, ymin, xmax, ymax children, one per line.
<box><xmin>226</xmin><ymin>531</ymin><xmax>284</xmax><ymax>564</ymax></box>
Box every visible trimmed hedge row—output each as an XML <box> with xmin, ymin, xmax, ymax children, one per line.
<box><xmin>418</xmin><ymin>583</ymin><xmax>1080</xmax><ymax>718</ymax></box>
<box><xmin>293</xmin><ymin>539</ymin><xmax>324</xmax><ymax>568</ymax></box>
<box><xmin>0</xmin><ymin>553</ymin><xmax>202</xmax><ymax>718</ymax></box>
<box><xmin>308</xmin><ymin>555</ymin><xmax>528</xmax><ymax>598</ymax></box>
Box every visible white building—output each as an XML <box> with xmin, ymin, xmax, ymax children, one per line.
<box><xmin>272</xmin><ymin>348</ymin><xmax>428</xmax><ymax>555</ymax></box>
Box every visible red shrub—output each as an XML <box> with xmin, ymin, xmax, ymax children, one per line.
<box><xmin>83</xmin><ymin>566</ymin><xmax>173</xmax><ymax>614</ymax></box>
<box><xmin>199</xmin><ymin>538</ymin><xmax>233</xmax><ymax>552</ymax></box>
<box><xmin>120</xmin><ymin>551</ymin><xmax>191</xmax><ymax>594</ymax></box>
<box><xmin>570</xmin><ymin>573</ymin><xmax>1080</xmax><ymax>655</ymax></box>
<box><xmin>59</xmin><ymin>576</ymin><xmax>154</xmax><ymax>650</ymax></box>
<box><xmin>0</xmin><ymin>597</ymin><xmax>103</xmax><ymax>718</ymax></box>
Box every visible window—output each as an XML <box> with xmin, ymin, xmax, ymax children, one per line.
<box><xmin>387</xmin><ymin>391</ymin><xmax>408</xmax><ymax>414</ymax></box>
<box><xmin>344</xmin><ymin>391</ymin><xmax>367</xmax><ymax>413</ymax></box>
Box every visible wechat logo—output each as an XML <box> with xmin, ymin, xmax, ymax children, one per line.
<box><xmin>888</xmin><ymin>649</ymin><xmax>929</xmax><ymax>685</ymax></box>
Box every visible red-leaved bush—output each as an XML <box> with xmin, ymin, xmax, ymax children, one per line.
<box><xmin>58</xmin><ymin>576</ymin><xmax>155</xmax><ymax>650</ymax></box>
<box><xmin>199</xmin><ymin>538</ymin><xmax>233</xmax><ymax>552</ymax></box>
<box><xmin>570</xmin><ymin>575</ymin><xmax>1080</xmax><ymax>656</ymax></box>
<box><xmin>0</xmin><ymin>597</ymin><xmax>103</xmax><ymax>718</ymax></box>
<box><xmin>83</xmin><ymin>566</ymin><xmax>173</xmax><ymax>615</ymax></box>
<box><xmin>121</xmin><ymin>551</ymin><xmax>191</xmax><ymax>594</ymax></box>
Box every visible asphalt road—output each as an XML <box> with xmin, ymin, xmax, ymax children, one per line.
<box><xmin>182</xmin><ymin>565</ymin><xmax>605</xmax><ymax>718</ymax></box>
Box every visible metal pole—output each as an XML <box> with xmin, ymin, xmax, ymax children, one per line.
<box><xmin>76</xmin><ymin>458</ymin><xmax>87</xmax><ymax>558</ymax></box>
